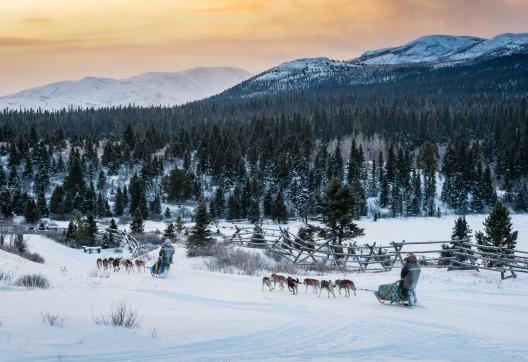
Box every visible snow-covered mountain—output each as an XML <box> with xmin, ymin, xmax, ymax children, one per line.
<box><xmin>222</xmin><ymin>32</ymin><xmax>528</xmax><ymax>99</ymax></box>
<box><xmin>0</xmin><ymin>67</ymin><xmax>252</xmax><ymax>111</ymax></box>
<box><xmin>356</xmin><ymin>33</ymin><xmax>528</xmax><ymax>65</ymax></box>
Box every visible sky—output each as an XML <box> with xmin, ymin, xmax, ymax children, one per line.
<box><xmin>1</xmin><ymin>0</ymin><xmax>527</xmax><ymax>95</ymax></box>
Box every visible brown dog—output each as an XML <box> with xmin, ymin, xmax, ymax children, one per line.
<box><xmin>262</xmin><ymin>276</ymin><xmax>274</xmax><ymax>291</ymax></box>
<box><xmin>271</xmin><ymin>273</ymin><xmax>287</xmax><ymax>290</ymax></box>
<box><xmin>303</xmin><ymin>278</ymin><xmax>320</xmax><ymax>294</ymax></box>
<box><xmin>319</xmin><ymin>280</ymin><xmax>336</xmax><ymax>298</ymax></box>
<box><xmin>335</xmin><ymin>279</ymin><xmax>357</xmax><ymax>297</ymax></box>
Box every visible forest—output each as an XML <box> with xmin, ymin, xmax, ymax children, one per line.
<box><xmin>0</xmin><ymin>55</ymin><xmax>527</xmax><ymax>235</ymax></box>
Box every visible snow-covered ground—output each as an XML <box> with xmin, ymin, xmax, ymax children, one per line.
<box><xmin>1</xmin><ymin>215</ymin><xmax>528</xmax><ymax>361</ymax></box>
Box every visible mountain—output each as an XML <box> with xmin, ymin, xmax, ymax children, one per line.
<box><xmin>356</xmin><ymin>33</ymin><xmax>528</xmax><ymax>65</ymax></box>
<box><xmin>222</xmin><ymin>33</ymin><xmax>528</xmax><ymax>99</ymax></box>
<box><xmin>0</xmin><ymin>67</ymin><xmax>252</xmax><ymax>111</ymax></box>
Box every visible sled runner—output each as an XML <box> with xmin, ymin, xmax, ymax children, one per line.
<box><xmin>374</xmin><ymin>281</ymin><xmax>413</xmax><ymax>307</ymax></box>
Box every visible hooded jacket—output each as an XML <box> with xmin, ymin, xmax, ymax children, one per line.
<box><xmin>401</xmin><ymin>255</ymin><xmax>421</xmax><ymax>290</ymax></box>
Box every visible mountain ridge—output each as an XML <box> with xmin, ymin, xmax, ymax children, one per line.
<box><xmin>0</xmin><ymin>67</ymin><xmax>252</xmax><ymax>111</ymax></box>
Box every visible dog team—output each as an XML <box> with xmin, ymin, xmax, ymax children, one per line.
<box><xmin>262</xmin><ymin>273</ymin><xmax>356</xmax><ymax>298</ymax></box>
<box><xmin>96</xmin><ymin>257</ymin><xmax>146</xmax><ymax>273</ymax></box>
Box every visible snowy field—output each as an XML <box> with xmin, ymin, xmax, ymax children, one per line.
<box><xmin>1</xmin><ymin>215</ymin><xmax>528</xmax><ymax>361</ymax></box>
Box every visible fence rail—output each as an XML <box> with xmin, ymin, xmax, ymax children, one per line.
<box><xmin>228</xmin><ymin>226</ymin><xmax>527</xmax><ymax>280</ymax></box>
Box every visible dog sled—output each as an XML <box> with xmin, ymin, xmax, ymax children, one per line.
<box><xmin>151</xmin><ymin>242</ymin><xmax>175</xmax><ymax>278</ymax></box>
<box><xmin>374</xmin><ymin>281</ymin><xmax>414</xmax><ymax>307</ymax></box>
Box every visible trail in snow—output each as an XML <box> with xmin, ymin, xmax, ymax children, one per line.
<box><xmin>1</xmin><ymin>218</ymin><xmax>528</xmax><ymax>361</ymax></box>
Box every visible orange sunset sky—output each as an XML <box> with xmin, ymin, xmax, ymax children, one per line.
<box><xmin>1</xmin><ymin>0</ymin><xmax>527</xmax><ymax>95</ymax></box>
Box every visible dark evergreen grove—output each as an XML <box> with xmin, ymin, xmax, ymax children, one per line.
<box><xmin>0</xmin><ymin>55</ymin><xmax>527</xmax><ymax>227</ymax></box>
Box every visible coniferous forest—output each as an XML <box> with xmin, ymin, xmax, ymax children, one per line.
<box><xmin>0</xmin><ymin>56</ymin><xmax>527</xmax><ymax>231</ymax></box>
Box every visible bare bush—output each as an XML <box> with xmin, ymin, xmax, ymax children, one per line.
<box><xmin>0</xmin><ymin>234</ymin><xmax>45</xmax><ymax>263</ymax></box>
<box><xmin>203</xmin><ymin>243</ymin><xmax>298</xmax><ymax>276</ymax></box>
<box><xmin>95</xmin><ymin>302</ymin><xmax>141</xmax><ymax>329</ymax></box>
<box><xmin>41</xmin><ymin>312</ymin><xmax>65</xmax><ymax>327</ymax></box>
<box><xmin>149</xmin><ymin>328</ymin><xmax>159</xmax><ymax>338</ymax></box>
<box><xmin>0</xmin><ymin>269</ymin><xmax>13</xmax><ymax>283</ymax></box>
<box><xmin>15</xmin><ymin>274</ymin><xmax>50</xmax><ymax>289</ymax></box>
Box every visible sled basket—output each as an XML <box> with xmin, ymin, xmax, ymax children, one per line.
<box><xmin>376</xmin><ymin>281</ymin><xmax>406</xmax><ymax>304</ymax></box>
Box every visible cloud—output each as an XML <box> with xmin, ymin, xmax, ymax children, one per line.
<box><xmin>20</xmin><ymin>17</ymin><xmax>55</xmax><ymax>26</ymax></box>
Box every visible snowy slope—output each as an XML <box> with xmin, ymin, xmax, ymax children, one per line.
<box><xmin>1</xmin><ymin>216</ymin><xmax>528</xmax><ymax>361</ymax></box>
<box><xmin>0</xmin><ymin>67</ymin><xmax>251</xmax><ymax>111</ymax></box>
<box><xmin>221</xmin><ymin>32</ymin><xmax>528</xmax><ymax>99</ymax></box>
<box><xmin>357</xmin><ymin>32</ymin><xmax>528</xmax><ymax>65</ymax></box>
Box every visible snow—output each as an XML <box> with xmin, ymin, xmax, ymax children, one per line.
<box><xmin>358</xmin><ymin>33</ymin><xmax>528</xmax><ymax>65</ymax></box>
<box><xmin>2</xmin><ymin>215</ymin><xmax>528</xmax><ymax>361</ymax></box>
<box><xmin>358</xmin><ymin>35</ymin><xmax>483</xmax><ymax>65</ymax></box>
<box><xmin>0</xmin><ymin>67</ymin><xmax>252</xmax><ymax>111</ymax></box>
<box><xmin>253</xmin><ymin>58</ymin><xmax>357</xmax><ymax>82</ymax></box>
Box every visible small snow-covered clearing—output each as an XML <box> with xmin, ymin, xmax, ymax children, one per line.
<box><xmin>1</xmin><ymin>215</ymin><xmax>528</xmax><ymax>361</ymax></box>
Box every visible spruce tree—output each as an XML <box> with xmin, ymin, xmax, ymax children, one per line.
<box><xmin>213</xmin><ymin>186</ymin><xmax>225</xmax><ymax>218</ymax></box>
<box><xmin>164</xmin><ymin>207</ymin><xmax>171</xmax><ymax>219</ymax></box>
<box><xmin>444</xmin><ymin>216</ymin><xmax>473</xmax><ymax>266</ymax></box>
<box><xmin>114</xmin><ymin>187</ymin><xmax>124</xmax><ymax>216</ymax></box>
<box><xmin>186</xmin><ymin>199</ymin><xmax>212</xmax><ymax>256</ymax></box>
<box><xmin>175</xmin><ymin>214</ymin><xmax>185</xmax><ymax>234</ymax></box>
<box><xmin>164</xmin><ymin>223</ymin><xmax>176</xmax><ymax>240</ymax></box>
<box><xmin>317</xmin><ymin>177</ymin><xmax>364</xmax><ymax>245</ymax></box>
<box><xmin>263</xmin><ymin>189</ymin><xmax>273</xmax><ymax>219</ymax></box>
<box><xmin>272</xmin><ymin>191</ymin><xmax>288</xmax><ymax>224</ymax></box>
<box><xmin>130</xmin><ymin>207</ymin><xmax>144</xmax><ymax>234</ymax></box>
<box><xmin>226</xmin><ymin>192</ymin><xmax>241</xmax><ymax>220</ymax></box>
<box><xmin>109</xmin><ymin>218</ymin><xmax>118</xmax><ymax>231</ymax></box>
<box><xmin>23</xmin><ymin>198</ymin><xmax>40</xmax><ymax>224</ymax></box>
<box><xmin>49</xmin><ymin>186</ymin><xmax>65</xmax><ymax>216</ymax></box>
<box><xmin>37</xmin><ymin>191</ymin><xmax>48</xmax><ymax>217</ymax></box>
<box><xmin>97</xmin><ymin>169</ymin><xmax>106</xmax><ymax>191</ymax></box>
<box><xmin>475</xmin><ymin>202</ymin><xmax>518</xmax><ymax>266</ymax></box>
<box><xmin>86</xmin><ymin>213</ymin><xmax>97</xmax><ymax>245</ymax></box>
<box><xmin>247</xmin><ymin>196</ymin><xmax>261</xmax><ymax>224</ymax></box>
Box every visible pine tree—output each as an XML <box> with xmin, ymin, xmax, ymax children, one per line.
<box><xmin>263</xmin><ymin>189</ymin><xmax>273</xmax><ymax>219</ymax></box>
<box><xmin>272</xmin><ymin>191</ymin><xmax>288</xmax><ymax>224</ymax></box>
<box><xmin>149</xmin><ymin>193</ymin><xmax>161</xmax><ymax>217</ymax></box>
<box><xmin>86</xmin><ymin>213</ymin><xmax>97</xmax><ymax>245</ymax></box>
<box><xmin>109</xmin><ymin>218</ymin><xmax>118</xmax><ymax>231</ymax></box>
<box><xmin>164</xmin><ymin>223</ymin><xmax>176</xmax><ymax>240</ymax></box>
<box><xmin>97</xmin><ymin>169</ymin><xmax>106</xmax><ymax>191</ymax></box>
<box><xmin>23</xmin><ymin>198</ymin><xmax>40</xmax><ymax>224</ymax></box>
<box><xmin>37</xmin><ymin>191</ymin><xmax>48</xmax><ymax>217</ymax></box>
<box><xmin>49</xmin><ymin>186</ymin><xmax>65</xmax><ymax>216</ymax></box>
<box><xmin>129</xmin><ymin>174</ymin><xmax>148</xmax><ymax>218</ymax></box>
<box><xmin>130</xmin><ymin>207</ymin><xmax>144</xmax><ymax>234</ymax></box>
<box><xmin>317</xmin><ymin>177</ymin><xmax>364</xmax><ymax>245</ymax></box>
<box><xmin>164</xmin><ymin>207</ymin><xmax>171</xmax><ymax>219</ymax></box>
<box><xmin>114</xmin><ymin>187</ymin><xmax>124</xmax><ymax>216</ymax></box>
<box><xmin>247</xmin><ymin>196</ymin><xmax>261</xmax><ymax>224</ymax></box>
<box><xmin>213</xmin><ymin>186</ymin><xmax>225</xmax><ymax>218</ymax></box>
<box><xmin>444</xmin><ymin>216</ymin><xmax>473</xmax><ymax>266</ymax></box>
<box><xmin>175</xmin><ymin>214</ymin><xmax>185</xmax><ymax>234</ymax></box>
<box><xmin>475</xmin><ymin>202</ymin><xmax>518</xmax><ymax>266</ymax></box>
<box><xmin>226</xmin><ymin>191</ymin><xmax>241</xmax><ymax>220</ymax></box>
<box><xmin>186</xmin><ymin>199</ymin><xmax>212</xmax><ymax>256</ymax></box>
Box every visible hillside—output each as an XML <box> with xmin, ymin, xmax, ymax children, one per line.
<box><xmin>0</xmin><ymin>67</ymin><xmax>251</xmax><ymax>111</ymax></box>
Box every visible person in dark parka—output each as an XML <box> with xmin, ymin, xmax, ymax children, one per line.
<box><xmin>400</xmin><ymin>253</ymin><xmax>421</xmax><ymax>307</ymax></box>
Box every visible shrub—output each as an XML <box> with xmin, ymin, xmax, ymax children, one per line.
<box><xmin>95</xmin><ymin>302</ymin><xmax>141</xmax><ymax>329</ymax></box>
<box><xmin>0</xmin><ymin>269</ymin><xmax>13</xmax><ymax>283</ymax></box>
<box><xmin>0</xmin><ymin>234</ymin><xmax>45</xmax><ymax>263</ymax></box>
<box><xmin>15</xmin><ymin>274</ymin><xmax>50</xmax><ymax>289</ymax></box>
<box><xmin>41</xmin><ymin>312</ymin><xmax>65</xmax><ymax>327</ymax></box>
<box><xmin>203</xmin><ymin>243</ymin><xmax>298</xmax><ymax>276</ymax></box>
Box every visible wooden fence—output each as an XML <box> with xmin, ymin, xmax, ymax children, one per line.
<box><xmin>229</xmin><ymin>226</ymin><xmax>528</xmax><ymax>280</ymax></box>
